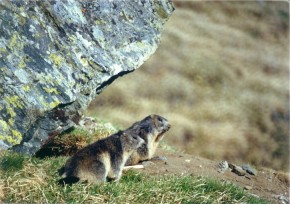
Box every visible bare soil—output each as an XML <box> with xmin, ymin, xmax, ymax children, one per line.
<box><xmin>132</xmin><ymin>149</ymin><xmax>289</xmax><ymax>204</ymax></box>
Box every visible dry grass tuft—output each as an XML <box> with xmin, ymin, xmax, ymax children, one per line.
<box><xmin>35</xmin><ymin>122</ymin><xmax>117</xmax><ymax>158</ymax></box>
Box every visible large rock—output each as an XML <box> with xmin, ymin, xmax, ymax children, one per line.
<box><xmin>0</xmin><ymin>0</ymin><xmax>174</xmax><ymax>154</ymax></box>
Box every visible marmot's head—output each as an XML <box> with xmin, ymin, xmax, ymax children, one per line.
<box><xmin>120</xmin><ymin>132</ymin><xmax>144</xmax><ymax>152</ymax></box>
<box><xmin>149</xmin><ymin>114</ymin><xmax>171</xmax><ymax>142</ymax></box>
<box><xmin>151</xmin><ymin>114</ymin><xmax>170</xmax><ymax>130</ymax></box>
<box><xmin>130</xmin><ymin>114</ymin><xmax>171</xmax><ymax>143</ymax></box>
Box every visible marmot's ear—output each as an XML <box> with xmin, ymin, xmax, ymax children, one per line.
<box><xmin>152</xmin><ymin>115</ymin><xmax>159</xmax><ymax>126</ymax></box>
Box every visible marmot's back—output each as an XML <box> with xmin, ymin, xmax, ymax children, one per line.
<box><xmin>125</xmin><ymin>114</ymin><xmax>171</xmax><ymax>166</ymax></box>
<box><xmin>59</xmin><ymin>131</ymin><xmax>144</xmax><ymax>184</ymax></box>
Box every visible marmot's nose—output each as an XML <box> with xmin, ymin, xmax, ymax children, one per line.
<box><xmin>166</xmin><ymin>123</ymin><xmax>171</xmax><ymax>129</ymax></box>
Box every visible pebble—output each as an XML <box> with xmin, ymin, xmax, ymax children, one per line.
<box><xmin>217</xmin><ymin>160</ymin><xmax>229</xmax><ymax>173</ymax></box>
<box><xmin>241</xmin><ymin>164</ymin><xmax>257</xmax><ymax>176</ymax></box>
<box><xmin>231</xmin><ymin>165</ymin><xmax>247</xmax><ymax>176</ymax></box>
<box><xmin>141</xmin><ymin>161</ymin><xmax>155</xmax><ymax>166</ymax></box>
<box><xmin>273</xmin><ymin>194</ymin><xmax>289</xmax><ymax>204</ymax></box>
<box><xmin>228</xmin><ymin>162</ymin><xmax>235</xmax><ymax>169</ymax></box>
<box><xmin>244</xmin><ymin>185</ymin><xmax>253</xmax><ymax>190</ymax></box>
<box><xmin>151</xmin><ymin>156</ymin><xmax>167</xmax><ymax>161</ymax></box>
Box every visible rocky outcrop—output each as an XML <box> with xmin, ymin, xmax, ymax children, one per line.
<box><xmin>0</xmin><ymin>0</ymin><xmax>174</xmax><ymax>154</ymax></box>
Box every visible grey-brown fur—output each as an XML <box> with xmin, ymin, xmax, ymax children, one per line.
<box><xmin>59</xmin><ymin>131</ymin><xmax>144</xmax><ymax>184</ymax></box>
<box><xmin>125</xmin><ymin>114</ymin><xmax>171</xmax><ymax>166</ymax></box>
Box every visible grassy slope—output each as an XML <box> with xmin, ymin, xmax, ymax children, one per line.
<box><xmin>0</xmin><ymin>147</ymin><xmax>268</xmax><ymax>203</ymax></box>
<box><xmin>87</xmin><ymin>2</ymin><xmax>289</xmax><ymax>171</ymax></box>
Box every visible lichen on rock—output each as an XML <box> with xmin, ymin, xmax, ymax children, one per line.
<box><xmin>0</xmin><ymin>0</ymin><xmax>174</xmax><ymax>154</ymax></box>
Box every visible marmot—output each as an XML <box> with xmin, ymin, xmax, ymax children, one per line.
<box><xmin>59</xmin><ymin>131</ymin><xmax>144</xmax><ymax>185</ymax></box>
<box><xmin>125</xmin><ymin>114</ymin><xmax>171</xmax><ymax>166</ymax></box>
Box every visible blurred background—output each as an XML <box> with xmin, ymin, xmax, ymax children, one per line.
<box><xmin>87</xmin><ymin>1</ymin><xmax>289</xmax><ymax>171</ymax></box>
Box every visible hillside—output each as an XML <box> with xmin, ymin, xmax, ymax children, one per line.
<box><xmin>1</xmin><ymin>124</ymin><xmax>288</xmax><ymax>203</ymax></box>
<box><xmin>87</xmin><ymin>1</ymin><xmax>289</xmax><ymax>171</ymax></box>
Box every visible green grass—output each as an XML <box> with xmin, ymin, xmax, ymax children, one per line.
<box><xmin>0</xmin><ymin>151</ymin><xmax>268</xmax><ymax>203</ymax></box>
<box><xmin>0</xmin><ymin>151</ymin><xmax>26</xmax><ymax>171</ymax></box>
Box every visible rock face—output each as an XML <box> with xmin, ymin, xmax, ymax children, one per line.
<box><xmin>0</xmin><ymin>0</ymin><xmax>174</xmax><ymax>154</ymax></box>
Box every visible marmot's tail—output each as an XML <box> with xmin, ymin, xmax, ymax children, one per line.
<box><xmin>58</xmin><ymin>176</ymin><xmax>80</xmax><ymax>186</ymax></box>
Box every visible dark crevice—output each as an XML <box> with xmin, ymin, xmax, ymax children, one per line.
<box><xmin>96</xmin><ymin>69</ymin><xmax>134</xmax><ymax>93</ymax></box>
<box><xmin>54</xmin><ymin>101</ymin><xmax>75</xmax><ymax>109</ymax></box>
